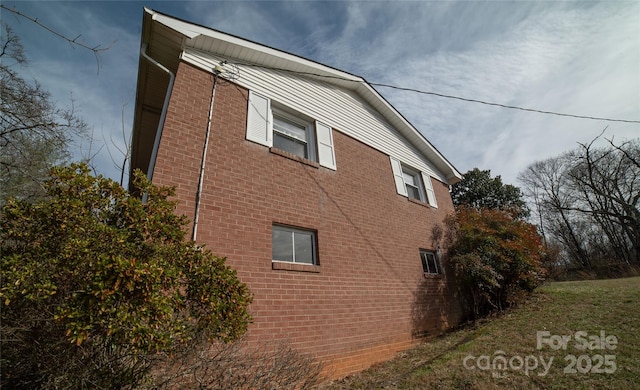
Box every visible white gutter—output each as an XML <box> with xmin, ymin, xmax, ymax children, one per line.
<box><xmin>140</xmin><ymin>43</ymin><xmax>175</xmax><ymax>183</ymax></box>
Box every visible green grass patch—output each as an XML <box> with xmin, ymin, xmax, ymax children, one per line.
<box><xmin>323</xmin><ymin>277</ymin><xmax>640</xmax><ymax>389</ymax></box>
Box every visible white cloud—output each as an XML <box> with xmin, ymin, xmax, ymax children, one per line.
<box><xmin>345</xmin><ymin>1</ymin><xmax>640</xmax><ymax>184</ymax></box>
<box><xmin>3</xmin><ymin>0</ymin><xmax>637</xmax><ymax>187</ymax></box>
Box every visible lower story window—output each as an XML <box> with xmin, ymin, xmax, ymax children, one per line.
<box><xmin>420</xmin><ymin>250</ymin><xmax>440</xmax><ymax>275</ymax></box>
<box><xmin>272</xmin><ymin>225</ymin><xmax>317</xmax><ymax>264</ymax></box>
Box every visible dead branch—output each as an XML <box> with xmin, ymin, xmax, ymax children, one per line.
<box><xmin>0</xmin><ymin>4</ymin><xmax>115</xmax><ymax>71</ymax></box>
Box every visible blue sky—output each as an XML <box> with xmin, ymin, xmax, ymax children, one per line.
<box><xmin>3</xmin><ymin>1</ymin><xmax>638</xmax><ymax>187</ymax></box>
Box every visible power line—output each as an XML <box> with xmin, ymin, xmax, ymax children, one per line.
<box><xmin>229</xmin><ymin>61</ymin><xmax>640</xmax><ymax>124</ymax></box>
<box><xmin>370</xmin><ymin>83</ymin><xmax>640</xmax><ymax>124</ymax></box>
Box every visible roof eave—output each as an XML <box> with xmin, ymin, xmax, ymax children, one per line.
<box><xmin>138</xmin><ymin>8</ymin><xmax>463</xmax><ymax>185</ymax></box>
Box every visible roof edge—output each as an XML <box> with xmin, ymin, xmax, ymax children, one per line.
<box><xmin>142</xmin><ymin>7</ymin><xmax>462</xmax><ymax>184</ymax></box>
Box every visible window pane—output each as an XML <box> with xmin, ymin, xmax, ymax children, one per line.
<box><xmin>403</xmin><ymin>168</ymin><xmax>423</xmax><ymax>201</ymax></box>
<box><xmin>421</xmin><ymin>251</ymin><xmax>438</xmax><ymax>273</ymax></box>
<box><xmin>272</xmin><ymin>228</ymin><xmax>293</xmax><ymax>262</ymax></box>
<box><xmin>403</xmin><ymin>172</ymin><xmax>416</xmax><ymax>186</ymax></box>
<box><xmin>421</xmin><ymin>252</ymin><xmax>429</xmax><ymax>273</ymax></box>
<box><xmin>273</xmin><ymin>226</ymin><xmax>317</xmax><ymax>265</ymax></box>
<box><xmin>406</xmin><ymin>185</ymin><xmax>421</xmax><ymax>200</ymax></box>
<box><xmin>294</xmin><ymin>232</ymin><xmax>314</xmax><ymax>264</ymax></box>
<box><xmin>427</xmin><ymin>254</ymin><xmax>438</xmax><ymax>273</ymax></box>
<box><xmin>274</xmin><ymin>133</ymin><xmax>307</xmax><ymax>158</ymax></box>
<box><xmin>274</xmin><ymin>117</ymin><xmax>307</xmax><ymax>142</ymax></box>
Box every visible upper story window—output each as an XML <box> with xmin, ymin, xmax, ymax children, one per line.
<box><xmin>402</xmin><ymin>166</ymin><xmax>423</xmax><ymax>201</ymax></box>
<box><xmin>390</xmin><ymin>156</ymin><xmax>438</xmax><ymax>208</ymax></box>
<box><xmin>272</xmin><ymin>110</ymin><xmax>314</xmax><ymax>160</ymax></box>
<box><xmin>272</xmin><ymin>225</ymin><xmax>317</xmax><ymax>265</ymax></box>
<box><xmin>420</xmin><ymin>249</ymin><xmax>441</xmax><ymax>275</ymax></box>
<box><xmin>245</xmin><ymin>91</ymin><xmax>336</xmax><ymax>170</ymax></box>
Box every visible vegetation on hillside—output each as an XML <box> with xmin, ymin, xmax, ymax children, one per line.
<box><xmin>445</xmin><ymin>207</ymin><xmax>546</xmax><ymax>319</ymax></box>
<box><xmin>323</xmin><ymin>277</ymin><xmax>640</xmax><ymax>389</ymax></box>
<box><xmin>451</xmin><ymin>168</ymin><xmax>529</xmax><ymax>219</ymax></box>
<box><xmin>445</xmin><ymin>169</ymin><xmax>547</xmax><ymax>319</ymax></box>
<box><xmin>0</xmin><ymin>164</ymin><xmax>253</xmax><ymax>388</ymax></box>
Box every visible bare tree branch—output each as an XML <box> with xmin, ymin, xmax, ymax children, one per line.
<box><xmin>0</xmin><ymin>4</ymin><xmax>115</xmax><ymax>71</ymax></box>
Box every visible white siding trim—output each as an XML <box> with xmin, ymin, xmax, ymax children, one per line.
<box><xmin>246</xmin><ymin>91</ymin><xmax>272</xmax><ymax>147</ymax></box>
<box><xmin>390</xmin><ymin>157</ymin><xmax>407</xmax><ymax>196</ymax></box>
<box><xmin>421</xmin><ymin>172</ymin><xmax>438</xmax><ymax>208</ymax></box>
<box><xmin>315</xmin><ymin>121</ymin><xmax>336</xmax><ymax>170</ymax></box>
<box><xmin>181</xmin><ymin>49</ymin><xmax>450</xmax><ymax>183</ymax></box>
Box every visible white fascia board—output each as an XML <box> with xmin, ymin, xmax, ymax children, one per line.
<box><xmin>146</xmin><ymin>8</ymin><xmax>201</xmax><ymax>39</ymax></box>
<box><xmin>145</xmin><ymin>8</ymin><xmax>361</xmax><ymax>84</ymax></box>
<box><xmin>354</xmin><ymin>82</ymin><xmax>462</xmax><ymax>183</ymax></box>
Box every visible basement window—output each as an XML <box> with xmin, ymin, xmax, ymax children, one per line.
<box><xmin>420</xmin><ymin>250</ymin><xmax>441</xmax><ymax>275</ymax></box>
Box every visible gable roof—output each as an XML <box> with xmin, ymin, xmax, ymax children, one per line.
<box><xmin>130</xmin><ymin>8</ymin><xmax>462</xmax><ymax>187</ymax></box>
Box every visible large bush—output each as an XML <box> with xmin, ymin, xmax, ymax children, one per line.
<box><xmin>446</xmin><ymin>207</ymin><xmax>546</xmax><ymax>319</ymax></box>
<box><xmin>0</xmin><ymin>164</ymin><xmax>252</xmax><ymax>388</ymax></box>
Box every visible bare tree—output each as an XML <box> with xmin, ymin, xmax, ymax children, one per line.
<box><xmin>519</xmin><ymin>135</ymin><xmax>640</xmax><ymax>277</ymax></box>
<box><xmin>0</xmin><ymin>4</ymin><xmax>113</xmax><ymax>70</ymax></box>
<box><xmin>519</xmin><ymin>155</ymin><xmax>591</xmax><ymax>268</ymax></box>
<box><xmin>0</xmin><ymin>24</ymin><xmax>87</xmax><ymax>203</ymax></box>
<box><xmin>568</xmin><ymin>137</ymin><xmax>640</xmax><ymax>265</ymax></box>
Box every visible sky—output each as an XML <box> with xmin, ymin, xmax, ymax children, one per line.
<box><xmin>2</xmin><ymin>0</ymin><xmax>639</xmax><ymax>187</ymax></box>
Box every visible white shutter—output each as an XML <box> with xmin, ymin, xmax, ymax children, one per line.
<box><xmin>421</xmin><ymin>172</ymin><xmax>438</xmax><ymax>208</ymax></box>
<box><xmin>246</xmin><ymin>91</ymin><xmax>272</xmax><ymax>147</ymax></box>
<box><xmin>315</xmin><ymin>121</ymin><xmax>336</xmax><ymax>170</ymax></box>
<box><xmin>390</xmin><ymin>157</ymin><xmax>407</xmax><ymax>196</ymax></box>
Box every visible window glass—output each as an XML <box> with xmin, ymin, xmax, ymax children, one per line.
<box><xmin>420</xmin><ymin>250</ymin><xmax>440</xmax><ymax>274</ymax></box>
<box><xmin>272</xmin><ymin>225</ymin><xmax>317</xmax><ymax>264</ymax></box>
<box><xmin>272</xmin><ymin>228</ymin><xmax>293</xmax><ymax>262</ymax></box>
<box><xmin>403</xmin><ymin>168</ymin><xmax>423</xmax><ymax>201</ymax></box>
<box><xmin>273</xmin><ymin>115</ymin><xmax>309</xmax><ymax>158</ymax></box>
<box><xmin>403</xmin><ymin>172</ymin><xmax>417</xmax><ymax>186</ymax></box>
<box><xmin>294</xmin><ymin>231</ymin><xmax>314</xmax><ymax>264</ymax></box>
<box><xmin>406</xmin><ymin>185</ymin><xmax>422</xmax><ymax>201</ymax></box>
<box><xmin>274</xmin><ymin>118</ymin><xmax>307</xmax><ymax>141</ymax></box>
<box><xmin>273</xmin><ymin>134</ymin><xmax>307</xmax><ymax>158</ymax></box>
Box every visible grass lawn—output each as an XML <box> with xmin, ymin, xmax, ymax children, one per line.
<box><xmin>322</xmin><ymin>277</ymin><xmax>640</xmax><ymax>389</ymax></box>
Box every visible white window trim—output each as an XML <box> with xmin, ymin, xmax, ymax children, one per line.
<box><xmin>390</xmin><ymin>156</ymin><xmax>438</xmax><ymax>208</ymax></box>
<box><xmin>390</xmin><ymin>156</ymin><xmax>408</xmax><ymax>196</ymax></box>
<box><xmin>421</xmin><ymin>172</ymin><xmax>438</xmax><ymax>208</ymax></box>
<box><xmin>272</xmin><ymin>108</ymin><xmax>316</xmax><ymax>161</ymax></box>
<box><xmin>402</xmin><ymin>165</ymin><xmax>425</xmax><ymax>202</ymax></box>
<box><xmin>246</xmin><ymin>91</ymin><xmax>336</xmax><ymax>169</ymax></box>
<box><xmin>315</xmin><ymin>121</ymin><xmax>336</xmax><ymax>170</ymax></box>
<box><xmin>246</xmin><ymin>91</ymin><xmax>272</xmax><ymax>147</ymax></box>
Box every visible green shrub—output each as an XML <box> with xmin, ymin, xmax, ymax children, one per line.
<box><xmin>1</xmin><ymin>164</ymin><xmax>252</xmax><ymax>388</ymax></box>
<box><xmin>446</xmin><ymin>207</ymin><xmax>546</xmax><ymax>319</ymax></box>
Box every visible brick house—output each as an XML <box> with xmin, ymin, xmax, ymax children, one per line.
<box><xmin>130</xmin><ymin>8</ymin><xmax>466</xmax><ymax>378</ymax></box>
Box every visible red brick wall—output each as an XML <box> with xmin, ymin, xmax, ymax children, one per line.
<box><xmin>152</xmin><ymin>62</ymin><xmax>465</xmax><ymax>378</ymax></box>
